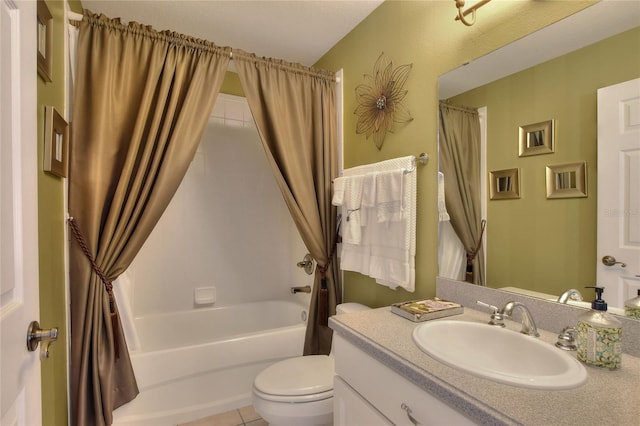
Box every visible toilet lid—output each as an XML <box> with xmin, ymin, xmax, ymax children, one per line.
<box><xmin>254</xmin><ymin>355</ymin><xmax>334</xmax><ymax>397</ymax></box>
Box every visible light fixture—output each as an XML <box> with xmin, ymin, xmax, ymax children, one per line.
<box><xmin>454</xmin><ymin>0</ymin><xmax>492</xmax><ymax>26</ymax></box>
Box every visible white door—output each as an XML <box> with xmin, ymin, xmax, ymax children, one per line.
<box><xmin>597</xmin><ymin>78</ymin><xmax>640</xmax><ymax>309</ymax></box>
<box><xmin>1</xmin><ymin>0</ymin><xmax>42</xmax><ymax>424</ymax></box>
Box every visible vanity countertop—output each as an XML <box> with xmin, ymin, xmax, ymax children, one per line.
<box><xmin>329</xmin><ymin>307</ymin><xmax>640</xmax><ymax>426</ymax></box>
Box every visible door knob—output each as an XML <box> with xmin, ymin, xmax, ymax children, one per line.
<box><xmin>26</xmin><ymin>321</ymin><xmax>58</xmax><ymax>359</ymax></box>
<box><xmin>602</xmin><ymin>255</ymin><xmax>626</xmax><ymax>268</ymax></box>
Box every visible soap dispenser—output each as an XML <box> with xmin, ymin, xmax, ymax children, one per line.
<box><xmin>576</xmin><ymin>286</ymin><xmax>622</xmax><ymax>370</ymax></box>
<box><xmin>625</xmin><ymin>289</ymin><xmax>640</xmax><ymax>319</ymax></box>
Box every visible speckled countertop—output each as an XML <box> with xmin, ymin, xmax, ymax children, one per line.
<box><xmin>329</xmin><ymin>307</ymin><xmax>640</xmax><ymax>426</ymax></box>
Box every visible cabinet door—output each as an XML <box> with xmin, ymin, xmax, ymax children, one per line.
<box><xmin>334</xmin><ymin>335</ymin><xmax>478</xmax><ymax>426</ymax></box>
<box><xmin>334</xmin><ymin>376</ymin><xmax>391</xmax><ymax>426</ymax></box>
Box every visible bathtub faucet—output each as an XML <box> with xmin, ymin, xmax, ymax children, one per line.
<box><xmin>290</xmin><ymin>285</ymin><xmax>311</xmax><ymax>294</ymax></box>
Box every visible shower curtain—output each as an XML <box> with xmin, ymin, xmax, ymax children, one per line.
<box><xmin>69</xmin><ymin>11</ymin><xmax>339</xmax><ymax>425</ymax></box>
<box><xmin>69</xmin><ymin>12</ymin><xmax>230</xmax><ymax>425</ymax></box>
<box><xmin>233</xmin><ymin>51</ymin><xmax>341</xmax><ymax>355</ymax></box>
<box><xmin>438</xmin><ymin>102</ymin><xmax>486</xmax><ymax>285</ymax></box>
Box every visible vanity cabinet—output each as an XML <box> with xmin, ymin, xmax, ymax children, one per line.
<box><xmin>333</xmin><ymin>334</ymin><xmax>477</xmax><ymax>426</ymax></box>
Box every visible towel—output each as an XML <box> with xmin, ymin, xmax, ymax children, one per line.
<box><xmin>375</xmin><ymin>169</ymin><xmax>405</xmax><ymax>223</ymax></box>
<box><xmin>333</xmin><ymin>174</ymin><xmax>364</xmax><ymax>244</ymax></box>
<box><xmin>332</xmin><ymin>176</ymin><xmax>346</xmax><ymax>206</ymax></box>
<box><xmin>342</xmin><ymin>175</ymin><xmax>364</xmax><ymax>244</ymax></box>
<box><xmin>337</xmin><ymin>156</ymin><xmax>416</xmax><ymax>292</ymax></box>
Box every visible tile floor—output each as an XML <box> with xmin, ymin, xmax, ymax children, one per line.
<box><xmin>179</xmin><ymin>405</ymin><xmax>267</xmax><ymax>426</ymax></box>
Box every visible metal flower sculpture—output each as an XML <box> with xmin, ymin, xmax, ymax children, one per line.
<box><xmin>354</xmin><ymin>52</ymin><xmax>413</xmax><ymax>150</ymax></box>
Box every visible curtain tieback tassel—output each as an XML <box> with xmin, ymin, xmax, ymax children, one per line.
<box><xmin>465</xmin><ymin>219</ymin><xmax>487</xmax><ymax>284</ymax></box>
<box><xmin>68</xmin><ymin>217</ymin><xmax>120</xmax><ymax>359</ymax></box>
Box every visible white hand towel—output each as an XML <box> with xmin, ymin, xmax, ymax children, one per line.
<box><xmin>342</xmin><ymin>175</ymin><xmax>364</xmax><ymax>245</ymax></box>
<box><xmin>338</xmin><ymin>156</ymin><xmax>417</xmax><ymax>292</ymax></box>
<box><xmin>332</xmin><ymin>176</ymin><xmax>346</xmax><ymax>206</ymax></box>
<box><xmin>375</xmin><ymin>170</ymin><xmax>405</xmax><ymax>223</ymax></box>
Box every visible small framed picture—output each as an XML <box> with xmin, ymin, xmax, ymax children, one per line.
<box><xmin>43</xmin><ymin>106</ymin><xmax>69</xmax><ymax>178</ymax></box>
<box><xmin>518</xmin><ymin>119</ymin><xmax>555</xmax><ymax>157</ymax></box>
<box><xmin>489</xmin><ymin>168</ymin><xmax>520</xmax><ymax>200</ymax></box>
<box><xmin>546</xmin><ymin>162</ymin><xmax>587</xmax><ymax>199</ymax></box>
<box><xmin>37</xmin><ymin>0</ymin><xmax>53</xmax><ymax>82</ymax></box>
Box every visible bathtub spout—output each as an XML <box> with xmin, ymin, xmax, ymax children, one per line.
<box><xmin>291</xmin><ymin>285</ymin><xmax>311</xmax><ymax>294</ymax></box>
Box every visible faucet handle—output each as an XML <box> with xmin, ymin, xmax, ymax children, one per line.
<box><xmin>555</xmin><ymin>326</ymin><xmax>577</xmax><ymax>351</ymax></box>
<box><xmin>476</xmin><ymin>301</ymin><xmax>505</xmax><ymax>327</ymax></box>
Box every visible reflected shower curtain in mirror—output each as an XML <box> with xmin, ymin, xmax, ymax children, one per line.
<box><xmin>233</xmin><ymin>50</ymin><xmax>341</xmax><ymax>355</ymax></box>
<box><xmin>438</xmin><ymin>102</ymin><xmax>486</xmax><ymax>285</ymax></box>
<box><xmin>68</xmin><ymin>11</ymin><xmax>230</xmax><ymax>425</ymax></box>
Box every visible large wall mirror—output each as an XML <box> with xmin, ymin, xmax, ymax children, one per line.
<box><xmin>437</xmin><ymin>1</ymin><xmax>640</xmax><ymax>317</ymax></box>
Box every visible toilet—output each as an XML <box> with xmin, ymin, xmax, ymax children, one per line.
<box><xmin>252</xmin><ymin>303</ymin><xmax>370</xmax><ymax>426</ymax></box>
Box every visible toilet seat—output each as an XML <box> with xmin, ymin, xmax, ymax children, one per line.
<box><xmin>253</xmin><ymin>355</ymin><xmax>334</xmax><ymax>402</ymax></box>
<box><xmin>253</xmin><ymin>387</ymin><xmax>333</xmax><ymax>403</ymax></box>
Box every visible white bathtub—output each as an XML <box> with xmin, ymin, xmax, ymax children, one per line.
<box><xmin>112</xmin><ymin>300</ymin><xmax>308</xmax><ymax>426</ymax></box>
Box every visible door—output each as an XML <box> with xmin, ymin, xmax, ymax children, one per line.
<box><xmin>1</xmin><ymin>0</ymin><xmax>42</xmax><ymax>424</ymax></box>
<box><xmin>597</xmin><ymin>78</ymin><xmax>640</xmax><ymax>308</ymax></box>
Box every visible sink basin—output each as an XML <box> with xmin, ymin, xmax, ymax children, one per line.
<box><xmin>412</xmin><ymin>320</ymin><xmax>587</xmax><ymax>390</ymax></box>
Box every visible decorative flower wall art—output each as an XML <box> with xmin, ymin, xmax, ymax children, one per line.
<box><xmin>354</xmin><ymin>52</ymin><xmax>413</xmax><ymax>150</ymax></box>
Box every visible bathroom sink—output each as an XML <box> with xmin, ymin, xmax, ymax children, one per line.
<box><xmin>412</xmin><ymin>320</ymin><xmax>587</xmax><ymax>390</ymax></box>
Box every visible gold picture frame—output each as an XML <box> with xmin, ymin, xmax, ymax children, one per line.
<box><xmin>37</xmin><ymin>0</ymin><xmax>53</xmax><ymax>82</ymax></box>
<box><xmin>518</xmin><ymin>119</ymin><xmax>555</xmax><ymax>157</ymax></box>
<box><xmin>44</xmin><ymin>106</ymin><xmax>69</xmax><ymax>178</ymax></box>
<box><xmin>546</xmin><ymin>162</ymin><xmax>587</xmax><ymax>199</ymax></box>
<box><xmin>489</xmin><ymin>168</ymin><xmax>520</xmax><ymax>200</ymax></box>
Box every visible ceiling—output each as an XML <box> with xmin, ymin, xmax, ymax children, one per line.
<box><xmin>81</xmin><ymin>0</ymin><xmax>385</xmax><ymax>66</ymax></box>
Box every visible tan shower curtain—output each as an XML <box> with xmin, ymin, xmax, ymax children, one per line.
<box><xmin>438</xmin><ymin>102</ymin><xmax>486</xmax><ymax>285</ymax></box>
<box><xmin>68</xmin><ymin>12</ymin><xmax>230</xmax><ymax>425</ymax></box>
<box><xmin>233</xmin><ymin>50</ymin><xmax>341</xmax><ymax>355</ymax></box>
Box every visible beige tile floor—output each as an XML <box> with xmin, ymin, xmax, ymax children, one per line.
<box><xmin>179</xmin><ymin>405</ymin><xmax>267</xmax><ymax>426</ymax></box>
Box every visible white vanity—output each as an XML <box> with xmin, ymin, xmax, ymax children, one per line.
<box><xmin>330</xmin><ymin>304</ymin><xmax>640</xmax><ymax>425</ymax></box>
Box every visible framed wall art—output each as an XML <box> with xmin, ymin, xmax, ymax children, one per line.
<box><xmin>546</xmin><ymin>162</ymin><xmax>587</xmax><ymax>199</ymax></box>
<box><xmin>43</xmin><ymin>106</ymin><xmax>69</xmax><ymax>178</ymax></box>
<box><xmin>37</xmin><ymin>0</ymin><xmax>53</xmax><ymax>82</ymax></box>
<box><xmin>518</xmin><ymin>119</ymin><xmax>555</xmax><ymax>157</ymax></box>
<box><xmin>489</xmin><ymin>168</ymin><xmax>520</xmax><ymax>200</ymax></box>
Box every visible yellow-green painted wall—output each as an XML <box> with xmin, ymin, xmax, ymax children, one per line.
<box><xmin>448</xmin><ymin>27</ymin><xmax>640</xmax><ymax>296</ymax></box>
<box><xmin>221</xmin><ymin>71</ymin><xmax>245</xmax><ymax>96</ymax></box>
<box><xmin>314</xmin><ymin>0</ymin><xmax>596</xmax><ymax>307</ymax></box>
<box><xmin>39</xmin><ymin>0</ymin><xmax>603</xmax><ymax>419</ymax></box>
<box><xmin>38</xmin><ymin>1</ymin><xmax>82</xmax><ymax>424</ymax></box>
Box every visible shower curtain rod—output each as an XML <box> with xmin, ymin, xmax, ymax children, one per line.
<box><xmin>67</xmin><ymin>13</ymin><xmax>338</xmax><ymax>82</ymax></box>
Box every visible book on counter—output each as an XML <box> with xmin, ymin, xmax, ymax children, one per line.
<box><xmin>390</xmin><ymin>298</ymin><xmax>464</xmax><ymax>322</ymax></box>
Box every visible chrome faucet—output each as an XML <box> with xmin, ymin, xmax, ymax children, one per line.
<box><xmin>290</xmin><ymin>285</ymin><xmax>311</xmax><ymax>294</ymax></box>
<box><xmin>476</xmin><ymin>301</ymin><xmax>506</xmax><ymax>327</ymax></box>
<box><xmin>556</xmin><ymin>326</ymin><xmax>577</xmax><ymax>351</ymax></box>
<box><xmin>499</xmin><ymin>301</ymin><xmax>540</xmax><ymax>337</ymax></box>
<box><xmin>557</xmin><ymin>289</ymin><xmax>583</xmax><ymax>304</ymax></box>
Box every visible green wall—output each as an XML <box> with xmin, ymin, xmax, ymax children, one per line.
<box><xmin>221</xmin><ymin>71</ymin><xmax>245</xmax><ymax>96</ymax></box>
<box><xmin>40</xmin><ymin>0</ymin><xmax>602</xmax><ymax>420</ymax></box>
<box><xmin>448</xmin><ymin>27</ymin><xmax>640</xmax><ymax>296</ymax></box>
<box><xmin>314</xmin><ymin>0</ymin><xmax>596</xmax><ymax>307</ymax></box>
<box><xmin>38</xmin><ymin>1</ymin><xmax>82</xmax><ymax>424</ymax></box>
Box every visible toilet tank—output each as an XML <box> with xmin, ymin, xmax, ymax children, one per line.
<box><xmin>336</xmin><ymin>303</ymin><xmax>370</xmax><ymax>315</ymax></box>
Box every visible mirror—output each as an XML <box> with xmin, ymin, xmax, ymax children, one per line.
<box><xmin>437</xmin><ymin>1</ymin><xmax>640</xmax><ymax>316</ymax></box>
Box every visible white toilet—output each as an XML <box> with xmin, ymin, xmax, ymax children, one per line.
<box><xmin>252</xmin><ymin>303</ymin><xmax>370</xmax><ymax>426</ymax></box>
